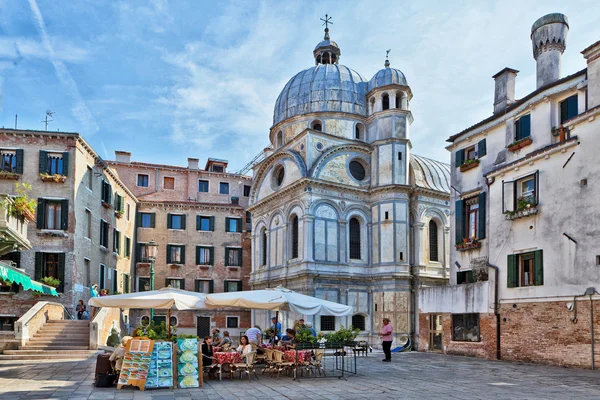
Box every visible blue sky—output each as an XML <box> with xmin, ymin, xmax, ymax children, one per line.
<box><xmin>1</xmin><ymin>0</ymin><xmax>599</xmax><ymax>171</ymax></box>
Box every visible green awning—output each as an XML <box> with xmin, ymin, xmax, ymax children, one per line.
<box><xmin>0</xmin><ymin>263</ymin><xmax>58</xmax><ymax>296</ymax></box>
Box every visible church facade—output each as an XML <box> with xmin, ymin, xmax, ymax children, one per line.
<box><xmin>248</xmin><ymin>24</ymin><xmax>451</xmax><ymax>345</ymax></box>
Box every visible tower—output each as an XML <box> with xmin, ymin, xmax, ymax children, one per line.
<box><xmin>531</xmin><ymin>13</ymin><xmax>569</xmax><ymax>89</ymax></box>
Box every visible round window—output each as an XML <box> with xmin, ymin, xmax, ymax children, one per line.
<box><xmin>272</xmin><ymin>164</ymin><xmax>285</xmax><ymax>189</ymax></box>
<box><xmin>316</xmin><ymin>142</ymin><xmax>323</xmax><ymax>151</ymax></box>
<box><xmin>349</xmin><ymin>160</ymin><xmax>366</xmax><ymax>181</ymax></box>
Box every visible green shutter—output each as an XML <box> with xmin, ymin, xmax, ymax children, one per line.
<box><xmin>196</xmin><ymin>246</ymin><xmax>200</xmax><ymax>264</ymax></box>
<box><xmin>180</xmin><ymin>246</ymin><xmax>186</xmax><ymax>264</ymax></box>
<box><xmin>39</xmin><ymin>150</ymin><xmax>47</xmax><ymax>173</ymax></box>
<box><xmin>237</xmin><ymin>218</ymin><xmax>242</xmax><ymax>233</ymax></box>
<box><xmin>167</xmin><ymin>214</ymin><xmax>172</xmax><ymax>229</ymax></box>
<box><xmin>467</xmin><ymin>270</ymin><xmax>474</xmax><ymax>283</ymax></box>
<box><xmin>181</xmin><ymin>215</ymin><xmax>186</xmax><ymax>230</ymax></box>
<box><xmin>224</xmin><ymin>280</ymin><xmax>229</xmax><ymax>292</ymax></box>
<box><xmin>225</xmin><ymin>248</ymin><xmax>230</xmax><ymax>266</ymax></box>
<box><xmin>195</xmin><ymin>280</ymin><xmax>200</xmax><ymax>292</ymax></box>
<box><xmin>507</xmin><ymin>254</ymin><xmax>517</xmax><ymax>288</ymax></box>
<box><xmin>34</xmin><ymin>252</ymin><xmax>43</xmax><ymax>281</ymax></box>
<box><xmin>136</xmin><ymin>243</ymin><xmax>141</xmax><ymax>261</ymax></box>
<box><xmin>455</xmin><ymin>149</ymin><xmax>465</xmax><ymax>167</ymax></box>
<box><xmin>521</xmin><ymin>114</ymin><xmax>531</xmax><ymax>138</ymax></box>
<box><xmin>225</xmin><ymin>217</ymin><xmax>230</xmax><ymax>232</ymax></box>
<box><xmin>455</xmin><ymin>200</ymin><xmax>464</xmax><ymax>245</ymax></box>
<box><xmin>62</xmin><ymin>152</ymin><xmax>69</xmax><ymax>176</ymax></box>
<box><xmin>180</xmin><ymin>279</ymin><xmax>185</xmax><ymax>290</ymax></box>
<box><xmin>238</xmin><ymin>248</ymin><xmax>243</xmax><ymax>266</ymax></box>
<box><xmin>209</xmin><ymin>247</ymin><xmax>214</xmax><ymax>266</ymax></box>
<box><xmin>61</xmin><ymin>199</ymin><xmax>69</xmax><ymax>231</ymax></box>
<box><xmin>196</xmin><ymin>215</ymin><xmax>201</xmax><ymax>230</ymax></box>
<box><xmin>165</xmin><ymin>278</ymin><xmax>169</xmax><ymax>287</ymax></box>
<box><xmin>15</xmin><ymin>149</ymin><xmax>24</xmax><ymax>174</ymax></box>
<box><xmin>560</xmin><ymin>99</ymin><xmax>568</xmax><ymax>122</ymax></box>
<box><xmin>57</xmin><ymin>253</ymin><xmax>65</xmax><ymax>293</ymax></box>
<box><xmin>120</xmin><ymin>196</ymin><xmax>124</xmax><ymax>213</ymax></box>
<box><xmin>166</xmin><ymin>244</ymin><xmax>172</xmax><ymax>263</ymax></box>
<box><xmin>478</xmin><ymin>192</ymin><xmax>486</xmax><ymax>240</ymax></box>
<box><xmin>237</xmin><ymin>281</ymin><xmax>243</xmax><ymax>291</ymax></box>
<box><xmin>209</xmin><ymin>280</ymin><xmax>214</xmax><ymax>293</ymax></box>
<box><xmin>136</xmin><ymin>212</ymin><xmax>141</xmax><ymax>226</ymax></box>
<box><xmin>209</xmin><ymin>216</ymin><xmax>215</xmax><ymax>231</ymax></box>
<box><xmin>534</xmin><ymin>250</ymin><xmax>544</xmax><ymax>286</ymax></box>
<box><xmin>37</xmin><ymin>198</ymin><xmax>46</xmax><ymax>229</ymax></box>
<box><xmin>150</xmin><ymin>213</ymin><xmax>156</xmax><ymax>228</ymax></box>
<box><xmin>478</xmin><ymin>139</ymin><xmax>487</xmax><ymax>158</ymax></box>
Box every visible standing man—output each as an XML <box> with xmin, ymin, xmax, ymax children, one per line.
<box><xmin>271</xmin><ymin>316</ymin><xmax>282</xmax><ymax>338</ymax></box>
<box><xmin>245</xmin><ymin>325</ymin><xmax>262</xmax><ymax>347</ymax></box>
<box><xmin>379</xmin><ymin>318</ymin><xmax>393</xmax><ymax>362</ymax></box>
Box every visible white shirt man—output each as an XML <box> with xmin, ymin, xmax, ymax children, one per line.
<box><xmin>245</xmin><ymin>326</ymin><xmax>262</xmax><ymax>345</ymax></box>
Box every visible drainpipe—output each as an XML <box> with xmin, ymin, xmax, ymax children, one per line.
<box><xmin>487</xmin><ymin>263</ymin><xmax>501</xmax><ymax>360</ymax></box>
<box><xmin>571</xmin><ymin>287</ymin><xmax>598</xmax><ymax>370</ymax></box>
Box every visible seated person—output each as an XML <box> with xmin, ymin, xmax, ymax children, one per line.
<box><xmin>282</xmin><ymin>328</ymin><xmax>297</xmax><ymax>349</ymax></box>
<box><xmin>220</xmin><ymin>331</ymin><xmax>232</xmax><ymax>351</ymax></box>
<box><xmin>211</xmin><ymin>328</ymin><xmax>223</xmax><ymax>345</ymax></box>
<box><xmin>266</xmin><ymin>329</ymin><xmax>280</xmax><ymax>346</ymax></box>
<box><xmin>237</xmin><ymin>335</ymin><xmax>253</xmax><ymax>360</ymax></box>
<box><xmin>201</xmin><ymin>337</ymin><xmax>217</xmax><ymax>378</ymax></box>
<box><xmin>306</xmin><ymin>323</ymin><xmax>317</xmax><ymax>337</ymax></box>
<box><xmin>110</xmin><ymin>336</ymin><xmax>133</xmax><ymax>376</ymax></box>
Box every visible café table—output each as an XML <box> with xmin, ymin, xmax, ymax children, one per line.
<box><xmin>213</xmin><ymin>352</ymin><xmax>242</xmax><ymax>380</ymax></box>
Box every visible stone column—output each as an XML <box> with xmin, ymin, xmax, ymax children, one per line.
<box><xmin>414</xmin><ymin>222</ymin><xmax>425</xmax><ymax>268</ymax></box>
<box><xmin>304</xmin><ymin>215</ymin><xmax>314</xmax><ymax>262</ymax></box>
<box><xmin>338</xmin><ymin>219</ymin><xmax>348</xmax><ymax>263</ymax></box>
<box><xmin>443</xmin><ymin>226</ymin><xmax>451</xmax><ymax>277</ymax></box>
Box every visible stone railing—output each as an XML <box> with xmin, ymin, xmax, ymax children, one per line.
<box><xmin>90</xmin><ymin>307</ymin><xmax>121</xmax><ymax>350</ymax></box>
<box><xmin>14</xmin><ymin>301</ymin><xmax>65</xmax><ymax>346</ymax></box>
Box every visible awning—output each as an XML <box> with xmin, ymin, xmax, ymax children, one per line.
<box><xmin>0</xmin><ymin>262</ymin><xmax>58</xmax><ymax>296</ymax></box>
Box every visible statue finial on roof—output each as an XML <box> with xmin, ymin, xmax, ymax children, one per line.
<box><xmin>320</xmin><ymin>14</ymin><xmax>333</xmax><ymax>40</ymax></box>
<box><xmin>385</xmin><ymin>49</ymin><xmax>391</xmax><ymax>68</ymax></box>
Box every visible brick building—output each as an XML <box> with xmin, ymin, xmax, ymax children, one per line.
<box><xmin>108</xmin><ymin>152</ymin><xmax>253</xmax><ymax>337</ymax></box>
<box><xmin>418</xmin><ymin>14</ymin><xmax>600</xmax><ymax>368</ymax></box>
<box><xmin>0</xmin><ymin>129</ymin><xmax>137</xmax><ymax>320</ymax></box>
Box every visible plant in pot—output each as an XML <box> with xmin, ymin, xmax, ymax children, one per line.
<box><xmin>295</xmin><ymin>328</ymin><xmax>318</xmax><ymax>348</ymax></box>
<box><xmin>40</xmin><ymin>276</ymin><xmax>60</xmax><ymax>288</ymax></box>
<box><xmin>3</xmin><ymin>182</ymin><xmax>36</xmax><ymax>221</ymax></box>
<box><xmin>324</xmin><ymin>325</ymin><xmax>360</xmax><ymax>346</ymax></box>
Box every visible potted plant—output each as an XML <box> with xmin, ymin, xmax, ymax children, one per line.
<box><xmin>506</xmin><ymin>137</ymin><xmax>533</xmax><ymax>152</ymax></box>
<box><xmin>3</xmin><ymin>183</ymin><xmax>36</xmax><ymax>222</ymax></box>
<box><xmin>40</xmin><ymin>276</ymin><xmax>60</xmax><ymax>288</ymax></box>
<box><xmin>455</xmin><ymin>237</ymin><xmax>481</xmax><ymax>251</ymax></box>
<box><xmin>459</xmin><ymin>158</ymin><xmax>480</xmax><ymax>172</ymax></box>
<box><xmin>115</xmin><ymin>210</ymin><xmax>124</xmax><ymax>219</ymax></box>
<box><xmin>0</xmin><ymin>171</ymin><xmax>20</xmax><ymax>180</ymax></box>
<box><xmin>39</xmin><ymin>173</ymin><xmax>67</xmax><ymax>183</ymax></box>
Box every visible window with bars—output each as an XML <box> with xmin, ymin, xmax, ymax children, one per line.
<box><xmin>261</xmin><ymin>229</ymin><xmax>267</xmax><ymax>266</ymax></box>
<box><xmin>320</xmin><ymin>316</ymin><xmax>335</xmax><ymax>331</ymax></box>
<box><xmin>349</xmin><ymin>218</ymin><xmax>361</xmax><ymax>260</ymax></box>
<box><xmin>429</xmin><ymin>220</ymin><xmax>439</xmax><ymax>262</ymax></box>
<box><xmin>291</xmin><ymin>215</ymin><xmax>299</xmax><ymax>259</ymax></box>
<box><xmin>351</xmin><ymin>314</ymin><xmax>366</xmax><ymax>331</ymax></box>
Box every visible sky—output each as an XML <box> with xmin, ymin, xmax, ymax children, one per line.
<box><xmin>0</xmin><ymin>0</ymin><xmax>599</xmax><ymax>172</ymax></box>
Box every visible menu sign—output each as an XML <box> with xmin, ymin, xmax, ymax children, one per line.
<box><xmin>177</xmin><ymin>338</ymin><xmax>200</xmax><ymax>388</ymax></box>
<box><xmin>146</xmin><ymin>341</ymin><xmax>174</xmax><ymax>389</ymax></box>
<box><xmin>117</xmin><ymin>337</ymin><xmax>154</xmax><ymax>391</ymax></box>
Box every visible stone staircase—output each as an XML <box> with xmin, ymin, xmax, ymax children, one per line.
<box><xmin>0</xmin><ymin>319</ymin><xmax>98</xmax><ymax>361</ymax></box>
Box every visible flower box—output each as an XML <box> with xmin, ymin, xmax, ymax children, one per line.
<box><xmin>40</xmin><ymin>173</ymin><xmax>67</xmax><ymax>183</ymax></box>
<box><xmin>169</xmin><ymin>264</ymin><xmax>182</xmax><ymax>268</ymax></box>
<box><xmin>459</xmin><ymin>159</ymin><xmax>480</xmax><ymax>172</ymax></box>
<box><xmin>455</xmin><ymin>241</ymin><xmax>482</xmax><ymax>251</ymax></box>
<box><xmin>505</xmin><ymin>206</ymin><xmax>538</xmax><ymax>220</ymax></box>
<box><xmin>21</xmin><ymin>208</ymin><xmax>35</xmax><ymax>222</ymax></box>
<box><xmin>137</xmin><ymin>262</ymin><xmax>150</xmax><ymax>268</ymax></box>
<box><xmin>0</xmin><ymin>171</ymin><xmax>20</xmax><ymax>180</ymax></box>
<box><xmin>101</xmin><ymin>201</ymin><xmax>112</xmax><ymax>209</ymax></box>
<box><xmin>507</xmin><ymin>137</ymin><xmax>533</xmax><ymax>152</ymax></box>
<box><xmin>115</xmin><ymin>210</ymin><xmax>123</xmax><ymax>219</ymax></box>
<box><xmin>551</xmin><ymin>125</ymin><xmax>569</xmax><ymax>141</ymax></box>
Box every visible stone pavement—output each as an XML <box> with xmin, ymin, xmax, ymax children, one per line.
<box><xmin>1</xmin><ymin>351</ymin><xmax>599</xmax><ymax>399</ymax></box>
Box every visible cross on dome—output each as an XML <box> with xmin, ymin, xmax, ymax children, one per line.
<box><xmin>313</xmin><ymin>14</ymin><xmax>340</xmax><ymax>65</ymax></box>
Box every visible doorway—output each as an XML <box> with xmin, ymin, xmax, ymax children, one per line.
<box><xmin>197</xmin><ymin>316</ymin><xmax>211</xmax><ymax>338</ymax></box>
<box><xmin>429</xmin><ymin>314</ymin><xmax>443</xmax><ymax>351</ymax></box>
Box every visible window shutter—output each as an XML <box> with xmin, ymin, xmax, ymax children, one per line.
<box><xmin>478</xmin><ymin>192</ymin><xmax>486</xmax><ymax>240</ymax></box>
<box><xmin>521</xmin><ymin>114</ymin><xmax>531</xmax><ymax>138</ymax></box>
<box><xmin>136</xmin><ymin>243</ymin><xmax>141</xmax><ymax>261</ymax></box>
<box><xmin>568</xmin><ymin>96</ymin><xmax>578</xmax><ymax>120</ymax></box>
<box><xmin>37</xmin><ymin>198</ymin><xmax>46</xmax><ymax>229</ymax></box>
<box><xmin>120</xmin><ymin>196</ymin><xmax>124</xmax><ymax>212</ymax></box>
<box><xmin>237</xmin><ymin>218</ymin><xmax>242</xmax><ymax>233</ymax></box>
<box><xmin>224</xmin><ymin>281</ymin><xmax>229</xmax><ymax>292</ymax></box>
<box><xmin>534</xmin><ymin>250</ymin><xmax>544</xmax><ymax>286</ymax></box>
<box><xmin>455</xmin><ymin>200</ymin><xmax>464</xmax><ymax>245</ymax></box>
<box><xmin>467</xmin><ymin>270</ymin><xmax>474</xmax><ymax>283</ymax></box>
<box><xmin>180</xmin><ymin>279</ymin><xmax>185</xmax><ymax>290</ymax></box>
<box><xmin>209</xmin><ymin>216</ymin><xmax>215</xmax><ymax>231</ymax></box>
<box><xmin>502</xmin><ymin>180</ymin><xmax>516</xmax><ymax>213</ymax></box>
<box><xmin>209</xmin><ymin>247</ymin><xmax>214</xmax><ymax>266</ymax></box>
<box><xmin>225</xmin><ymin>217</ymin><xmax>230</xmax><ymax>232</ymax></box>
<box><xmin>237</xmin><ymin>281</ymin><xmax>243</xmax><ymax>291</ymax></box>
<box><xmin>507</xmin><ymin>254</ymin><xmax>517</xmax><ymax>288</ymax></box>
<box><xmin>209</xmin><ymin>280</ymin><xmax>214</xmax><ymax>294</ymax></box>
<box><xmin>534</xmin><ymin>170</ymin><xmax>540</xmax><ymax>206</ymax></box>
<box><xmin>195</xmin><ymin>246</ymin><xmax>199</xmax><ymax>264</ymax></box>
<box><xmin>196</xmin><ymin>215</ymin><xmax>201</xmax><ymax>230</ymax></box>
<box><xmin>225</xmin><ymin>248</ymin><xmax>230</xmax><ymax>266</ymax></box>
<box><xmin>166</xmin><ymin>244</ymin><xmax>172</xmax><ymax>263</ymax></box>
<box><xmin>167</xmin><ymin>214</ymin><xmax>172</xmax><ymax>229</ymax></box>
<box><xmin>195</xmin><ymin>280</ymin><xmax>200</xmax><ymax>292</ymax></box>
<box><xmin>478</xmin><ymin>139</ymin><xmax>487</xmax><ymax>158</ymax></box>
<box><xmin>238</xmin><ymin>248</ymin><xmax>243</xmax><ymax>266</ymax></box>
<box><xmin>165</xmin><ymin>278</ymin><xmax>169</xmax><ymax>287</ymax></box>
<box><xmin>136</xmin><ymin>212</ymin><xmax>141</xmax><ymax>226</ymax></box>
<box><xmin>57</xmin><ymin>253</ymin><xmax>65</xmax><ymax>292</ymax></box>
<box><xmin>107</xmin><ymin>184</ymin><xmax>112</xmax><ymax>204</ymax></box>
<box><xmin>62</xmin><ymin>152</ymin><xmax>69</xmax><ymax>176</ymax></box>
<box><xmin>39</xmin><ymin>150</ymin><xmax>48</xmax><ymax>173</ymax></box>
<box><xmin>61</xmin><ymin>199</ymin><xmax>69</xmax><ymax>231</ymax></box>
<box><xmin>34</xmin><ymin>252</ymin><xmax>43</xmax><ymax>281</ymax></box>
<box><xmin>455</xmin><ymin>149</ymin><xmax>465</xmax><ymax>167</ymax></box>
<box><xmin>560</xmin><ymin>99</ymin><xmax>568</xmax><ymax>123</ymax></box>
<box><xmin>15</xmin><ymin>149</ymin><xmax>24</xmax><ymax>174</ymax></box>
<box><xmin>181</xmin><ymin>215</ymin><xmax>186</xmax><ymax>230</ymax></box>
<box><xmin>150</xmin><ymin>213</ymin><xmax>156</xmax><ymax>228</ymax></box>
<box><xmin>180</xmin><ymin>246</ymin><xmax>186</xmax><ymax>264</ymax></box>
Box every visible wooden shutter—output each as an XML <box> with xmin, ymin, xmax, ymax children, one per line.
<box><xmin>136</xmin><ymin>243</ymin><xmax>141</xmax><ymax>261</ymax></box>
<box><xmin>455</xmin><ymin>149</ymin><xmax>465</xmax><ymax>168</ymax></box>
<box><xmin>181</xmin><ymin>215</ymin><xmax>186</xmax><ymax>230</ymax></box>
<box><xmin>560</xmin><ymin>99</ymin><xmax>569</xmax><ymax>122</ymax></box>
<box><xmin>209</xmin><ymin>247</ymin><xmax>214</xmax><ymax>265</ymax></box>
<box><xmin>166</xmin><ymin>244</ymin><xmax>172</xmax><ymax>263</ymax></box>
<box><xmin>225</xmin><ymin>248</ymin><xmax>230</xmax><ymax>266</ymax></box>
<box><xmin>534</xmin><ymin>170</ymin><xmax>540</xmax><ymax>206</ymax></box>
<box><xmin>57</xmin><ymin>253</ymin><xmax>65</xmax><ymax>292</ymax></box>
<box><xmin>165</xmin><ymin>278</ymin><xmax>169</xmax><ymax>287</ymax></box>
<box><xmin>15</xmin><ymin>149</ymin><xmax>24</xmax><ymax>174</ymax></box>
<box><xmin>167</xmin><ymin>214</ymin><xmax>172</xmax><ymax>229</ymax></box>
<box><xmin>180</xmin><ymin>246</ymin><xmax>186</xmax><ymax>264</ymax></box>
<box><xmin>238</xmin><ymin>248</ymin><xmax>243</xmax><ymax>266</ymax></box>
<box><xmin>195</xmin><ymin>246</ymin><xmax>200</xmax><ymax>264</ymax></box>
<box><xmin>502</xmin><ymin>180</ymin><xmax>516</xmax><ymax>213</ymax></box>
<box><xmin>455</xmin><ymin>200</ymin><xmax>464</xmax><ymax>245</ymax></box>
<box><xmin>61</xmin><ymin>199</ymin><xmax>69</xmax><ymax>231</ymax></box>
<box><xmin>37</xmin><ymin>198</ymin><xmax>46</xmax><ymax>229</ymax></box>
<box><xmin>467</xmin><ymin>270</ymin><xmax>474</xmax><ymax>283</ymax></box>
<box><xmin>120</xmin><ymin>196</ymin><xmax>124</xmax><ymax>212</ymax></box>
<box><xmin>209</xmin><ymin>280</ymin><xmax>214</xmax><ymax>293</ymax></box>
<box><xmin>534</xmin><ymin>250</ymin><xmax>544</xmax><ymax>286</ymax></box>
<box><xmin>478</xmin><ymin>139</ymin><xmax>487</xmax><ymax>158</ymax></box>
<box><xmin>225</xmin><ymin>217</ymin><xmax>230</xmax><ymax>232</ymax></box>
<box><xmin>478</xmin><ymin>192</ymin><xmax>486</xmax><ymax>240</ymax></box>
<box><xmin>107</xmin><ymin>183</ymin><xmax>112</xmax><ymax>204</ymax></box>
<box><xmin>39</xmin><ymin>150</ymin><xmax>47</xmax><ymax>173</ymax></box>
<box><xmin>34</xmin><ymin>252</ymin><xmax>43</xmax><ymax>281</ymax></box>
<box><xmin>237</xmin><ymin>218</ymin><xmax>242</xmax><ymax>233</ymax></box>
<box><xmin>62</xmin><ymin>152</ymin><xmax>69</xmax><ymax>176</ymax></box>
<box><xmin>209</xmin><ymin>216</ymin><xmax>215</xmax><ymax>231</ymax></box>
<box><xmin>180</xmin><ymin>279</ymin><xmax>185</xmax><ymax>290</ymax></box>
<box><xmin>196</xmin><ymin>215</ymin><xmax>201</xmax><ymax>230</ymax></box>
<box><xmin>237</xmin><ymin>281</ymin><xmax>243</xmax><ymax>291</ymax></box>
<box><xmin>507</xmin><ymin>254</ymin><xmax>517</xmax><ymax>288</ymax></box>
<box><xmin>224</xmin><ymin>280</ymin><xmax>229</xmax><ymax>292</ymax></box>
<box><xmin>136</xmin><ymin>212</ymin><xmax>141</xmax><ymax>226</ymax></box>
<box><xmin>521</xmin><ymin>114</ymin><xmax>531</xmax><ymax>138</ymax></box>
<box><xmin>150</xmin><ymin>213</ymin><xmax>156</xmax><ymax>228</ymax></box>
<box><xmin>194</xmin><ymin>280</ymin><xmax>200</xmax><ymax>292</ymax></box>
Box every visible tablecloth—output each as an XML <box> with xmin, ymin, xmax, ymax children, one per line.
<box><xmin>284</xmin><ymin>350</ymin><xmax>311</xmax><ymax>363</ymax></box>
<box><xmin>214</xmin><ymin>352</ymin><xmax>242</xmax><ymax>365</ymax></box>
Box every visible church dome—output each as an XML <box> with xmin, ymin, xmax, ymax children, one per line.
<box><xmin>368</xmin><ymin>61</ymin><xmax>408</xmax><ymax>92</ymax></box>
<box><xmin>273</xmin><ymin>63</ymin><xmax>368</xmax><ymax>126</ymax></box>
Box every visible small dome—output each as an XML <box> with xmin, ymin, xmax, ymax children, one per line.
<box><xmin>314</xmin><ymin>39</ymin><xmax>339</xmax><ymax>51</ymax></box>
<box><xmin>273</xmin><ymin>64</ymin><xmax>368</xmax><ymax>126</ymax></box>
<box><xmin>368</xmin><ymin>67</ymin><xmax>408</xmax><ymax>92</ymax></box>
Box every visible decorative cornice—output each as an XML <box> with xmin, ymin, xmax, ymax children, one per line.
<box><xmin>138</xmin><ymin>200</ymin><xmax>244</xmax><ymax>213</ymax></box>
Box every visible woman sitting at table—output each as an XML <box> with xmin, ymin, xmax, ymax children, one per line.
<box><xmin>237</xmin><ymin>335</ymin><xmax>253</xmax><ymax>359</ymax></box>
<box><xmin>220</xmin><ymin>331</ymin><xmax>232</xmax><ymax>351</ymax></box>
<box><xmin>201</xmin><ymin>336</ymin><xmax>217</xmax><ymax>379</ymax></box>
<box><xmin>283</xmin><ymin>328</ymin><xmax>297</xmax><ymax>349</ymax></box>
<box><xmin>266</xmin><ymin>329</ymin><xmax>280</xmax><ymax>345</ymax></box>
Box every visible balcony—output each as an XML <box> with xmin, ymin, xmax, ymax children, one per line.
<box><xmin>0</xmin><ymin>195</ymin><xmax>32</xmax><ymax>256</ymax></box>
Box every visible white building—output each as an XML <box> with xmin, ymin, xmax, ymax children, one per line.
<box><xmin>248</xmin><ymin>23</ymin><xmax>450</xmax><ymax>345</ymax></box>
<box><xmin>418</xmin><ymin>14</ymin><xmax>600</xmax><ymax>368</ymax></box>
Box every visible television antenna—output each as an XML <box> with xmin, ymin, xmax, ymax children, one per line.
<box><xmin>42</xmin><ymin>110</ymin><xmax>55</xmax><ymax>131</ymax></box>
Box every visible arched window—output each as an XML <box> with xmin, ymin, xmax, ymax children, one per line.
<box><xmin>382</xmin><ymin>94</ymin><xmax>390</xmax><ymax>110</ymax></box>
<box><xmin>370</xmin><ymin>97</ymin><xmax>376</xmax><ymax>114</ymax></box>
<box><xmin>291</xmin><ymin>215</ymin><xmax>299</xmax><ymax>259</ymax></box>
<box><xmin>261</xmin><ymin>228</ymin><xmax>267</xmax><ymax>266</ymax></box>
<box><xmin>352</xmin><ymin>314</ymin><xmax>366</xmax><ymax>331</ymax></box>
<box><xmin>349</xmin><ymin>217</ymin><xmax>361</xmax><ymax>260</ymax></box>
<box><xmin>312</xmin><ymin>120</ymin><xmax>322</xmax><ymax>131</ymax></box>
<box><xmin>355</xmin><ymin>123</ymin><xmax>364</xmax><ymax>140</ymax></box>
<box><xmin>396</xmin><ymin>93</ymin><xmax>401</xmax><ymax>109</ymax></box>
<box><xmin>355</xmin><ymin>125</ymin><xmax>360</xmax><ymax>139</ymax></box>
<box><xmin>276</xmin><ymin>131</ymin><xmax>283</xmax><ymax>147</ymax></box>
<box><xmin>429</xmin><ymin>220</ymin><xmax>439</xmax><ymax>262</ymax></box>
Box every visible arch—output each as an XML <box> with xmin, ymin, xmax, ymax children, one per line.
<box><xmin>250</xmin><ymin>150</ymin><xmax>307</xmax><ymax>203</ymax></box>
<box><xmin>290</xmin><ymin>214</ymin><xmax>299</xmax><ymax>259</ymax></box>
<box><xmin>276</xmin><ymin>131</ymin><xmax>284</xmax><ymax>148</ymax></box>
<box><xmin>283</xmin><ymin>200</ymin><xmax>306</xmax><ymax>219</ymax></box>
<box><xmin>429</xmin><ymin>220</ymin><xmax>439</xmax><ymax>262</ymax></box>
<box><xmin>382</xmin><ymin>93</ymin><xmax>390</xmax><ymax>110</ymax></box>
<box><xmin>311</xmin><ymin>200</ymin><xmax>341</xmax><ymax>219</ymax></box>
<box><xmin>349</xmin><ymin>217</ymin><xmax>361</xmax><ymax>260</ymax></box>
<box><xmin>260</xmin><ymin>227</ymin><xmax>268</xmax><ymax>266</ymax></box>
<box><xmin>351</xmin><ymin>314</ymin><xmax>366</xmax><ymax>331</ymax></box>
<box><xmin>419</xmin><ymin>206</ymin><xmax>449</xmax><ymax>227</ymax></box>
<box><xmin>395</xmin><ymin>92</ymin><xmax>401</xmax><ymax>109</ymax></box>
<box><xmin>309</xmin><ymin>144</ymin><xmax>371</xmax><ymax>179</ymax></box>
<box><xmin>311</xmin><ymin>120</ymin><xmax>323</xmax><ymax>131</ymax></box>
<box><xmin>354</xmin><ymin>122</ymin><xmax>365</xmax><ymax>141</ymax></box>
<box><xmin>268</xmin><ymin>211</ymin><xmax>285</xmax><ymax>230</ymax></box>
<box><xmin>369</xmin><ymin>97</ymin><xmax>376</xmax><ymax>114</ymax></box>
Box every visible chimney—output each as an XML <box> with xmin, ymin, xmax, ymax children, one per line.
<box><xmin>188</xmin><ymin>158</ymin><xmax>199</xmax><ymax>170</ymax></box>
<box><xmin>531</xmin><ymin>13</ymin><xmax>569</xmax><ymax>89</ymax></box>
<box><xmin>114</xmin><ymin>151</ymin><xmax>131</xmax><ymax>163</ymax></box>
<box><xmin>582</xmin><ymin>40</ymin><xmax>600</xmax><ymax>109</ymax></box>
<box><xmin>492</xmin><ymin>68</ymin><xmax>519</xmax><ymax>114</ymax></box>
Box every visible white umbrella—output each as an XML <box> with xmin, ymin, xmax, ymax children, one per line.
<box><xmin>89</xmin><ymin>287</ymin><xmax>208</xmax><ymax>310</ymax></box>
<box><xmin>203</xmin><ymin>286</ymin><xmax>353</xmax><ymax>316</ymax></box>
